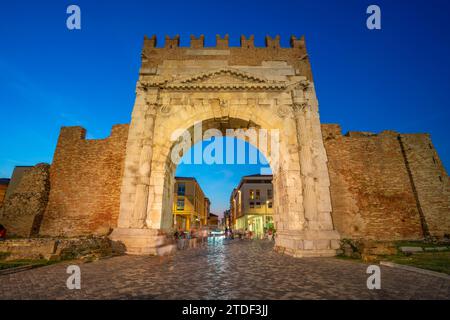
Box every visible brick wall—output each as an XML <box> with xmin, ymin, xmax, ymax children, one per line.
<box><xmin>0</xmin><ymin>164</ymin><xmax>50</xmax><ymax>237</ymax></box>
<box><xmin>0</xmin><ymin>184</ymin><xmax>8</xmax><ymax>206</ymax></box>
<box><xmin>400</xmin><ymin>134</ymin><xmax>450</xmax><ymax>237</ymax></box>
<box><xmin>322</xmin><ymin>124</ymin><xmax>425</xmax><ymax>240</ymax></box>
<box><xmin>39</xmin><ymin>124</ymin><xmax>129</xmax><ymax>237</ymax></box>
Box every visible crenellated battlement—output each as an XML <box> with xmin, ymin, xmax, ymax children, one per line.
<box><xmin>143</xmin><ymin>34</ymin><xmax>306</xmax><ymax>49</ymax></box>
<box><xmin>216</xmin><ymin>34</ymin><xmax>229</xmax><ymax>48</ymax></box>
<box><xmin>141</xmin><ymin>34</ymin><xmax>312</xmax><ymax>80</ymax></box>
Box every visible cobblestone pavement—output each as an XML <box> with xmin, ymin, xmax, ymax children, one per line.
<box><xmin>1</xmin><ymin>239</ymin><xmax>449</xmax><ymax>300</ymax></box>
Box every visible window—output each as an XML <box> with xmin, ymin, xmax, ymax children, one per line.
<box><xmin>256</xmin><ymin>190</ymin><xmax>260</xmax><ymax>200</ymax></box>
<box><xmin>177</xmin><ymin>183</ymin><xmax>185</xmax><ymax>195</ymax></box>
<box><xmin>268</xmin><ymin>202</ymin><xmax>273</xmax><ymax>208</ymax></box>
<box><xmin>176</xmin><ymin>198</ymin><xmax>185</xmax><ymax>210</ymax></box>
<box><xmin>267</xmin><ymin>189</ymin><xmax>273</xmax><ymax>199</ymax></box>
<box><xmin>256</xmin><ymin>202</ymin><xmax>261</xmax><ymax>208</ymax></box>
<box><xmin>250</xmin><ymin>201</ymin><xmax>255</xmax><ymax>208</ymax></box>
<box><xmin>250</xmin><ymin>189</ymin><xmax>255</xmax><ymax>200</ymax></box>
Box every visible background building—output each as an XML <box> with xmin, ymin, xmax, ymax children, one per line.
<box><xmin>222</xmin><ymin>209</ymin><xmax>231</xmax><ymax>228</ymax></box>
<box><xmin>207</xmin><ymin>213</ymin><xmax>219</xmax><ymax>228</ymax></box>
<box><xmin>203</xmin><ymin>197</ymin><xmax>210</xmax><ymax>227</ymax></box>
<box><xmin>230</xmin><ymin>174</ymin><xmax>274</xmax><ymax>238</ymax></box>
<box><xmin>173</xmin><ymin>177</ymin><xmax>208</xmax><ymax>231</ymax></box>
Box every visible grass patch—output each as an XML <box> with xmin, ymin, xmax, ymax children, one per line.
<box><xmin>383</xmin><ymin>251</ymin><xmax>450</xmax><ymax>275</ymax></box>
<box><xmin>0</xmin><ymin>259</ymin><xmax>58</xmax><ymax>270</ymax></box>
<box><xmin>393</xmin><ymin>240</ymin><xmax>450</xmax><ymax>248</ymax></box>
<box><xmin>0</xmin><ymin>252</ymin><xmax>11</xmax><ymax>260</ymax></box>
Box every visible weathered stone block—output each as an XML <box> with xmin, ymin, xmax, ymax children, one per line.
<box><xmin>400</xmin><ymin>246</ymin><xmax>423</xmax><ymax>253</ymax></box>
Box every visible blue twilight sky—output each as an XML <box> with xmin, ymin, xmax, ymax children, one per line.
<box><xmin>1</xmin><ymin>0</ymin><xmax>450</xmax><ymax>215</ymax></box>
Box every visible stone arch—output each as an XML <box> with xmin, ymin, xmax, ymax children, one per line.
<box><xmin>110</xmin><ymin>68</ymin><xmax>340</xmax><ymax>257</ymax></box>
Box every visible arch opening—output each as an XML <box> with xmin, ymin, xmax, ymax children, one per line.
<box><xmin>157</xmin><ymin>117</ymin><xmax>279</xmax><ymax>236</ymax></box>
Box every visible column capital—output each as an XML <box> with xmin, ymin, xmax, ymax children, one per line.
<box><xmin>292</xmin><ymin>102</ymin><xmax>308</xmax><ymax>114</ymax></box>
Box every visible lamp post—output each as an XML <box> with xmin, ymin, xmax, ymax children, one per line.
<box><xmin>238</xmin><ymin>190</ymin><xmax>242</xmax><ymax>230</ymax></box>
<box><xmin>265</xmin><ymin>200</ymin><xmax>269</xmax><ymax>233</ymax></box>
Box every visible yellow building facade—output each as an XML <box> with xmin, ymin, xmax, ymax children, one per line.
<box><xmin>173</xmin><ymin>177</ymin><xmax>209</xmax><ymax>231</ymax></box>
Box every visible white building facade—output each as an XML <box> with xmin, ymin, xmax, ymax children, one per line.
<box><xmin>231</xmin><ymin>174</ymin><xmax>274</xmax><ymax>238</ymax></box>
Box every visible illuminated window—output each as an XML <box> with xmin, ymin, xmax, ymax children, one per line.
<box><xmin>250</xmin><ymin>189</ymin><xmax>255</xmax><ymax>199</ymax></box>
<box><xmin>177</xmin><ymin>198</ymin><xmax>185</xmax><ymax>210</ymax></box>
<box><xmin>177</xmin><ymin>183</ymin><xmax>185</xmax><ymax>196</ymax></box>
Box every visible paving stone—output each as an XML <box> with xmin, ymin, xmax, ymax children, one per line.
<box><xmin>0</xmin><ymin>240</ymin><xmax>449</xmax><ymax>300</ymax></box>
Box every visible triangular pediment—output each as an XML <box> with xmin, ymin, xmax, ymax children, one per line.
<box><xmin>151</xmin><ymin>68</ymin><xmax>288</xmax><ymax>91</ymax></box>
<box><xmin>177</xmin><ymin>68</ymin><xmax>268</xmax><ymax>85</ymax></box>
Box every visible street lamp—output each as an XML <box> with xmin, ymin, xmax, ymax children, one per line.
<box><xmin>265</xmin><ymin>200</ymin><xmax>269</xmax><ymax>231</ymax></box>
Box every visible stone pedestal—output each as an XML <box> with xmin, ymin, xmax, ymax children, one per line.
<box><xmin>275</xmin><ymin>230</ymin><xmax>341</xmax><ymax>257</ymax></box>
<box><xmin>109</xmin><ymin>228</ymin><xmax>175</xmax><ymax>255</ymax></box>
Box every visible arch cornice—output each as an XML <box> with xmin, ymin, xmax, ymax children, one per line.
<box><xmin>139</xmin><ymin>67</ymin><xmax>309</xmax><ymax>92</ymax></box>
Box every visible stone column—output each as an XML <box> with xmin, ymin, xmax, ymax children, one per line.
<box><xmin>110</xmin><ymin>86</ymin><xmax>176</xmax><ymax>255</ymax></box>
<box><xmin>305</xmin><ymin>84</ymin><xmax>335</xmax><ymax>231</ymax></box>
<box><xmin>115</xmin><ymin>84</ymin><xmax>150</xmax><ymax>228</ymax></box>
<box><xmin>296</xmin><ymin>105</ymin><xmax>319</xmax><ymax>228</ymax></box>
<box><xmin>131</xmin><ymin>93</ymin><xmax>157</xmax><ymax>228</ymax></box>
<box><xmin>274</xmin><ymin>84</ymin><xmax>340</xmax><ymax>257</ymax></box>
